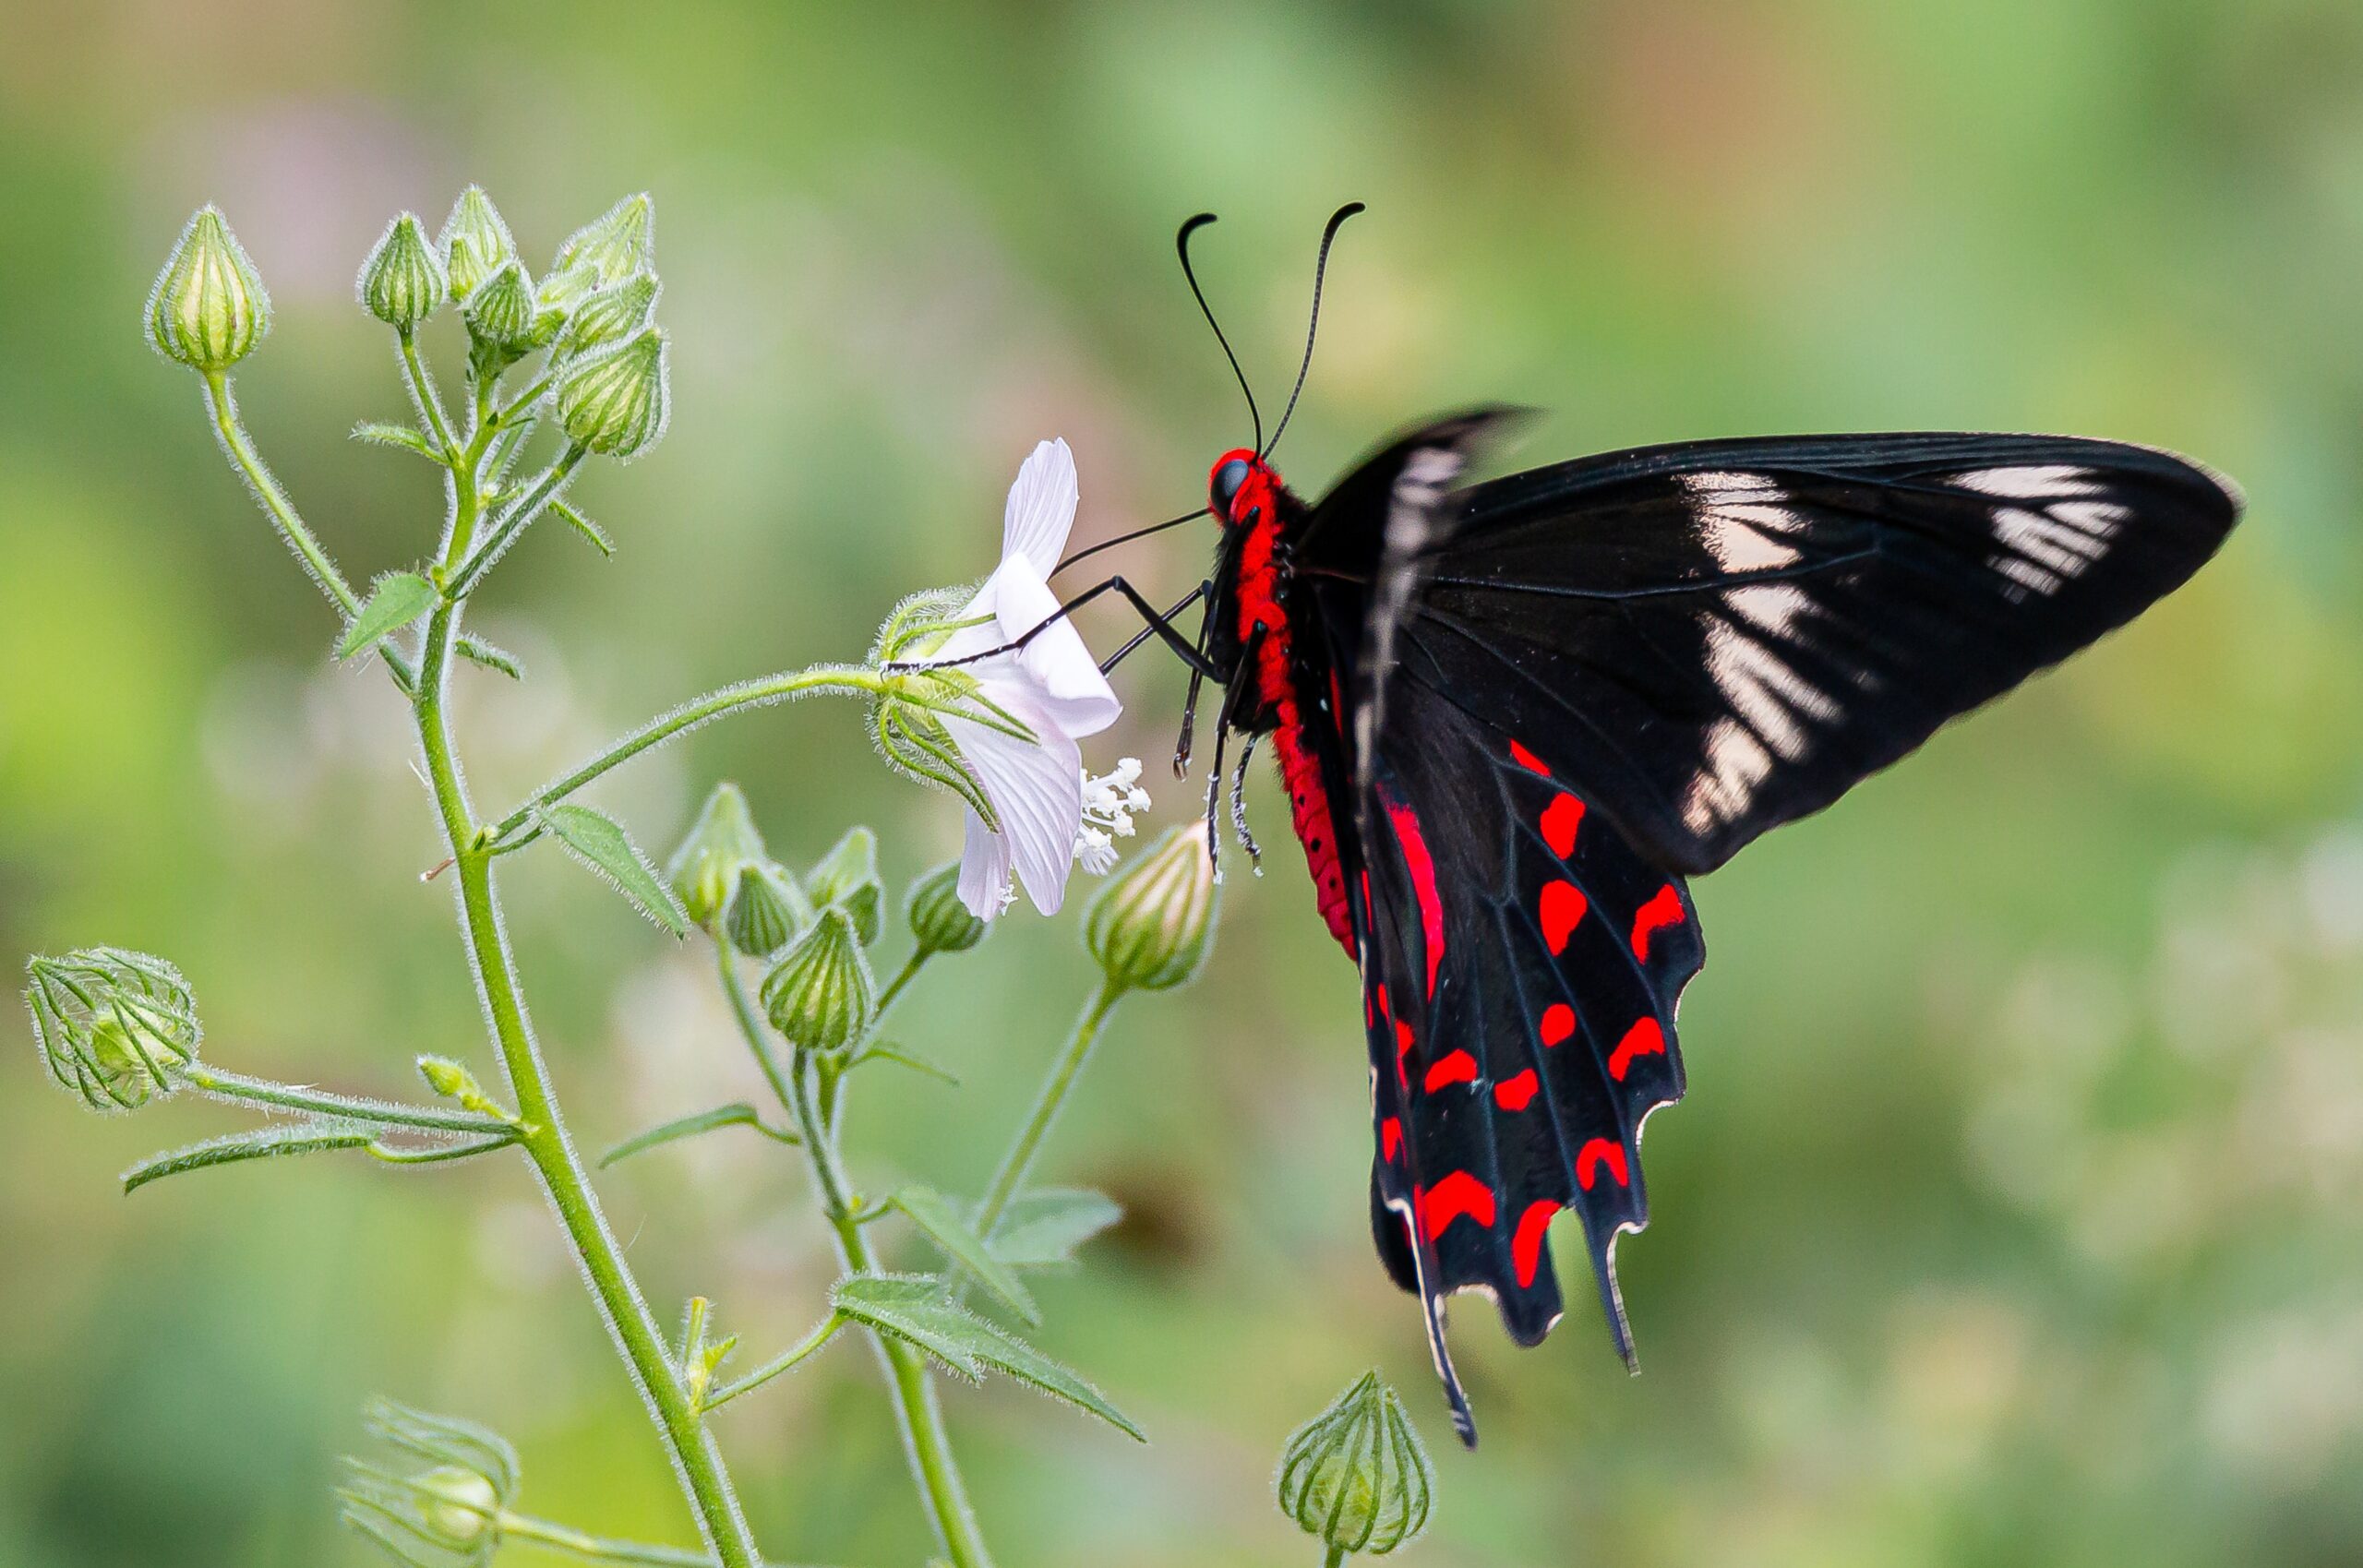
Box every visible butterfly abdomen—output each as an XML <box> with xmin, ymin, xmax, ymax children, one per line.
<box><xmin>1234</xmin><ymin>505</ymin><xmax>1356</xmax><ymax>955</ymax></box>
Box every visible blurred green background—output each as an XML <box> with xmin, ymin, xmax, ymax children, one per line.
<box><xmin>6</xmin><ymin>1</ymin><xmax>2363</xmax><ymax>1563</ymax></box>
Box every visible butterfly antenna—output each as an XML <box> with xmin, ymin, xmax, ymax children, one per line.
<box><xmin>1262</xmin><ymin>201</ymin><xmax>1364</xmax><ymax>461</ymax></box>
<box><xmin>1177</xmin><ymin>213</ymin><xmax>1262</xmax><ymax>453</ymax></box>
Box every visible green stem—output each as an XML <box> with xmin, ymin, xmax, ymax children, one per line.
<box><xmin>447</xmin><ymin>444</ymin><xmax>588</xmax><ymax>596</ymax></box>
<box><xmin>700</xmin><ymin>1312</ymin><xmax>846</xmax><ymax>1412</ymax></box>
<box><xmin>416</xmin><ymin>456</ymin><xmax>760</xmax><ymax>1566</ymax></box>
<box><xmin>497</xmin><ymin>1510</ymin><xmax>831</xmax><ymax>1568</ymax></box>
<box><xmin>396</xmin><ymin>327</ymin><xmax>460</xmax><ymax>459</ymax></box>
<box><xmin>184</xmin><ymin>1063</ymin><xmax>514</xmax><ymax>1137</ymax></box>
<box><xmin>495</xmin><ymin>373</ymin><xmax>554</xmax><ymax>425</ymax></box>
<box><xmin>1323</xmin><ymin>1545</ymin><xmax>1349</xmax><ymax>1568</ymax></box>
<box><xmin>487</xmin><ymin>666</ymin><xmax>889</xmax><ymax>844</ymax></box>
<box><xmin>714</xmin><ymin>947</ymin><xmax>996</xmax><ymax>1568</ymax></box>
<box><xmin>202</xmin><ymin>371</ymin><xmax>417</xmax><ymax>691</ymax></box>
<box><xmin>874</xmin><ymin>951</ymin><xmax>927</xmax><ymax>1016</ymax></box>
<box><xmin>974</xmin><ymin>979</ymin><xmax>1125</xmax><ymax>1237</ymax></box>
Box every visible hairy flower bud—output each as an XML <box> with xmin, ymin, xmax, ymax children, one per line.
<box><xmin>462</xmin><ymin>260</ymin><xmax>536</xmax><ymax>351</ymax></box>
<box><xmin>803</xmin><ymin>826</ymin><xmax>883</xmax><ymax>946</ymax></box>
<box><xmin>666</xmin><ymin>782</ymin><xmax>767</xmax><ymax>928</ymax></box>
<box><xmin>24</xmin><ymin>948</ymin><xmax>201</xmax><ymax>1112</ymax></box>
<box><xmin>726</xmin><ymin>862</ymin><xmax>812</xmax><ymax>959</ymax></box>
<box><xmin>1085</xmin><ymin>822</ymin><xmax>1217</xmax><ymax>992</ymax></box>
<box><xmin>906</xmin><ymin>861</ymin><xmax>990</xmax><ymax>956</ymax></box>
<box><xmin>339</xmin><ymin>1398</ymin><xmax>519</xmax><ymax>1568</ymax></box>
<box><xmin>1276</xmin><ymin>1371</ymin><xmax>1433</xmax><ymax>1557</ymax></box>
<box><xmin>358</xmin><ymin>213</ymin><xmax>446</xmax><ymax>330</ymax></box>
<box><xmin>551</xmin><ymin>193</ymin><xmax>654</xmax><ymax>288</ymax></box>
<box><xmin>437</xmin><ymin>186</ymin><xmax>515</xmax><ymax>303</ymax></box>
<box><xmin>866</xmin><ymin>588</ymin><xmax>1005</xmax><ymax>828</ymax></box>
<box><xmin>562</xmin><ymin>271</ymin><xmax>659</xmax><ymax>356</ymax></box>
<box><xmin>146</xmin><ymin>207</ymin><xmax>270</xmax><ymax>372</ymax></box>
<box><xmin>760</xmin><ymin>908</ymin><xmax>874</xmax><ymax>1056</ymax></box>
<box><xmin>557</xmin><ymin>326</ymin><xmax>668</xmax><ymax>459</ymax></box>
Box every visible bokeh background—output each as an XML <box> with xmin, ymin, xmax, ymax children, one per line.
<box><xmin>7</xmin><ymin>1</ymin><xmax>2363</xmax><ymax>1563</ymax></box>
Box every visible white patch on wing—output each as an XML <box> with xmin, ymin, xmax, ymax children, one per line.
<box><xmin>1360</xmin><ymin>443</ymin><xmax>1470</xmax><ymax>789</ymax></box>
<box><xmin>1681</xmin><ymin>582</ymin><xmax>1835</xmax><ymax>833</ymax></box>
<box><xmin>1949</xmin><ymin>465</ymin><xmax>2128</xmax><ymax>601</ymax></box>
<box><xmin>1678</xmin><ymin>470</ymin><xmax>1805</xmax><ymax>572</ymax></box>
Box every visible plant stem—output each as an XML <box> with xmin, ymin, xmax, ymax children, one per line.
<box><xmin>701</xmin><ymin>1312</ymin><xmax>846</xmax><ymax>1412</ymax></box>
<box><xmin>487</xmin><ymin>666</ymin><xmax>890</xmax><ymax>844</ymax></box>
<box><xmin>448</xmin><ymin>443</ymin><xmax>588</xmax><ymax>595</ymax></box>
<box><xmin>974</xmin><ymin>979</ymin><xmax>1125</xmax><ymax>1237</ymax></box>
<box><xmin>874</xmin><ymin>951</ymin><xmax>927</xmax><ymax>1015</ymax></box>
<box><xmin>1323</xmin><ymin>1545</ymin><xmax>1349</xmax><ymax>1568</ymax></box>
<box><xmin>202</xmin><ymin>371</ymin><xmax>418</xmax><ymax>691</ymax></box>
<box><xmin>414</xmin><ymin>438</ymin><xmax>761</xmax><ymax>1567</ymax></box>
<box><xmin>184</xmin><ymin>1063</ymin><xmax>516</xmax><ymax>1136</ymax></box>
<box><xmin>714</xmin><ymin>946</ymin><xmax>996</xmax><ymax>1568</ymax></box>
<box><xmin>498</xmin><ymin>1510</ymin><xmax>830</xmax><ymax>1568</ymax></box>
<box><xmin>396</xmin><ymin>327</ymin><xmax>459</xmax><ymax>460</ymax></box>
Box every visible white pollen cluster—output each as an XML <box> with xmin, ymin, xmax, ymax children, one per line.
<box><xmin>1074</xmin><ymin>757</ymin><xmax>1150</xmax><ymax>874</ymax></box>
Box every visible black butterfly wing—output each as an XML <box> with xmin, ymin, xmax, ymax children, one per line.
<box><xmin>1412</xmin><ymin>432</ymin><xmax>2242</xmax><ymax>873</ymax></box>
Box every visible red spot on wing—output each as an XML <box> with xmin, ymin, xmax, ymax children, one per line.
<box><xmin>1381</xmin><ymin>1118</ymin><xmax>1402</xmax><ymax>1162</ymax></box>
<box><xmin>1423</xmin><ymin>1049</ymin><xmax>1479</xmax><ymax>1094</ymax></box>
<box><xmin>1509</xmin><ymin>740</ymin><xmax>1552</xmax><ymax>776</ymax></box>
<box><xmin>1609</xmin><ymin>1018</ymin><xmax>1665</xmax><ymax>1081</ymax></box>
<box><xmin>1577</xmin><ymin>1138</ymin><xmax>1629</xmax><ymax>1191</ymax></box>
<box><xmin>1384</xmin><ymin>794</ymin><xmax>1446</xmax><ymax>998</ymax></box>
<box><xmin>1540</xmin><ymin>1003</ymin><xmax>1577</xmax><ymax>1047</ymax></box>
<box><xmin>1631</xmin><ymin>884</ymin><xmax>1685</xmax><ymax>962</ymax></box>
<box><xmin>1493</xmin><ymin>1069</ymin><xmax>1540</xmax><ymax>1111</ymax></box>
<box><xmin>1541</xmin><ymin>794</ymin><xmax>1586</xmax><ymax>857</ymax></box>
<box><xmin>1421</xmin><ymin>1171</ymin><xmax>1497</xmax><ymax>1240</ymax></box>
<box><xmin>1512</xmin><ymin>1199</ymin><xmax>1560</xmax><ymax>1287</ymax></box>
<box><xmin>1375</xmin><ymin>984</ymin><xmax>1390</xmax><ymax>1019</ymax></box>
<box><xmin>1540</xmin><ymin>880</ymin><xmax>1588</xmax><ymax>953</ymax></box>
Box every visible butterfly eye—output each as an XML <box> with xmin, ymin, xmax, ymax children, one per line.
<box><xmin>1211</xmin><ymin>457</ymin><xmax>1252</xmax><ymax>517</ymax></box>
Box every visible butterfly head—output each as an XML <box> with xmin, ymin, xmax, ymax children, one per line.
<box><xmin>1208</xmin><ymin>448</ymin><xmax>1280</xmax><ymax>528</ymax></box>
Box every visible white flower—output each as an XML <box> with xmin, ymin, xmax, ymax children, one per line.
<box><xmin>938</xmin><ymin>438</ymin><xmax>1123</xmax><ymax>919</ymax></box>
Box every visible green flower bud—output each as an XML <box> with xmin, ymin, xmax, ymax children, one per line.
<box><xmin>339</xmin><ymin>1398</ymin><xmax>518</xmax><ymax>1568</ymax></box>
<box><xmin>1085</xmin><ymin>822</ymin><xmax>1217</xmax><ymax>992</ymax></box>
<box><xmin>462</xmin><ymin>260</ymin><xmax>537</xmax><ymax>352</ymax></box>
<box><xmin>557</xmin><ymin>326</ymin><xmax>668</xmax><ymax>459</ymax></box>
<box><xmin>437</xmin><ymin>186</ymin><xmax>515</xmax><ymax>303</ymax></box>
<box><xmin>24</xmin><ymin>947</ymin><xmax>201</xmax><ymax>1112</ymax></box>
<box><xmin>665</xmin><ymin>781</ymin><xmax>767</xmax><ymax>928</ymax></box>
<box><xmin>803</xmin><ymin>825</ymin><xmax>883</xmax><ymax>946</ymax></box>
<box><xmin>562</xmin><ymin>271</ymin><xmax>659</xmax><ymax>356</ymax></box>
<box><xmin>906</xmin><ymin>861</ymin><xmax>989</xmax><ymax>956</ymax></box>
<box><xmin>551</xmin><ymin>193</ymin><xmax>654</xmax><ymax>288</ymax></box>
<box><xmin>146</xmin><ymin>207</ymin><xmax>270</xmax><ymax>372</ymax></box>
<box><xmin>1276</xmin><ymin>1371</ymin><xmax>1433</xmax><ymax>1558</ymax></box>
<box><xmin>357</xmin><ymin>213</ymin><xmax>446</xmax><ymax>330</ymax></box>
<box><xmin>760</xmin><ymin>908</ymin><xmax>874</xmax><ymax>1056</ymax></box>
<box><xmin>726</xmin><ymin>861</ymin><xmax>812</xmax><ymax>959</ymax></box>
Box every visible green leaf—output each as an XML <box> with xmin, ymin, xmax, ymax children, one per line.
<box><xmin>338</xmin><ymin>571</ymin><xmax>440</xmax><ymax>658</ymax></box>
<box><xmin>599</xmin><ymin>1102</ymin><xmax>794</xmax><ymax>1167</ymax></box>
<box><xmin>892</xmin><ymin>1186</ymin><xmax>1038</xmax><ymax>1324</ymax></box>
<box><xmin>988</xmin><ymin>1188</ymin><xmax>1124</xmax><ymax>1269</ymax></box>
<box><xmin>455</xmin><ymin>634</ymin><xmax>523</xmax><ymax>680</ymax></box>
<box><xmin>538</xmin><ymin>804</ymin><xmax>690</xmax><ymax>935</ymax></box>
<box><xmin>550</xmin><ymin>497</ymin><xmax>615</xmax><ymax>557</ymax></box>
<box><xmin>124</xmin><ymin>1120</ymin><xmax>375</xmax><ymax>1194</ymax></box>
<box><xmin>350</xmin><ymin>421</ymin><xmax>445</xmax><ymax>462</ymax></box>
<box><xmin>832</xmin><ymin>1275</ymin><xmax>1143</xmax><ymax>1440</ymax></box>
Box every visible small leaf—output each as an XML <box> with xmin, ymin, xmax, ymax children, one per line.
<box><xmin>456</xmin><ymin>635</ymin><xmax>523</xmax><ymax>680</ymax></box>
<box><xmin>124</xmin><ymin>1120</ymin><xmax>375</xmax><ymax>1194</ymax></box>
<box><xmin>351</xmin><ymin>421</ymin><xmax>445</xmax><ymax>461</ymax></box>
<box><xmin>339</xmin><ymin>571</ymin><xmax>440</xmax><ymax>658</ymax></box>
<box><xmin>988</xmin><ymin>1188</ymin><xmax>1123</xmax><ymax>1269</ymax></box>
<box><xmin>550</xmin><ymin>497</ymin><xmax>615</xmax><ymax>557</ymax></box>
<box><xmin>538</xmin><ymin>804</ymin><xmax>690</xmax><ymax>935</ymax></box>
<box><xmin>599</xmin><ymin>1102</ymin><xmax>793</xmax><ymax>1167</ymax></box>
<box><xmin>855</xmin><ymin>1040</ymin><xmax>960</xmax><ymax>1087</ymax></box>
<box><xmin>893</xmin><ymin>1186</ymin><xmax>1038</xmax><ymax>1324</ymax></box>
<box><xmin>832</xmin><ymin>1275</ymin><xmax>1143</xmax><ymax>1439</ymax></box>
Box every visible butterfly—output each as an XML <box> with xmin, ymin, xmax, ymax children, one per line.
<box><xmin>962</xmin><ymin>207</ymin><xmax>2242</xmax><ymax>1445</ymax></box>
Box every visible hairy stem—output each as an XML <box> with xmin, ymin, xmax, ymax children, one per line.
<box><xmin>448</xmin><ymin>442</ymin><xmax>588</xmax><ymax>595</ymax></box>
<box><xmin>700</xmin><ymin>1311</ymin><xmax>846</xmax><ymax>1412</ymax></box>
<box><xmin>498</xmin><ymin>1510</ymin><xmax>827</xmax><ymax>1568</ymax></box>
<box><xmin>184</xmin><ymin>1063</ymin><xmax>515</xmax><ymax>1136</ymax></box>
<box><xmin>1323</xmin><ymin>1545</ymin><xmax>1348</xmax><ymax>1568</ymax></box>
<box><xmin>715</xmin><ymin>946</ymin><xmax>996</xmax><ymax>1568</ymax></box>
<box><xmin>974</xmin><ymin>979</ymin><xmax>1125</xmax><ymax>1237</ymax></box>
<box><xmin>396</xmin><ymin>327</ymin><xmax>459</xmax><ymax>460</ymax></box>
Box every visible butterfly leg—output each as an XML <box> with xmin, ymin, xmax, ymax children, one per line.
<box><xmin>1172</xmin><ymin>592</ymin><xmax>1217</xmax><ymax>779</ymax></box>
<box><xmin>884</xmin><ymin>575</ymin><xmax>1220</xmax><ymax>678</ymax></box>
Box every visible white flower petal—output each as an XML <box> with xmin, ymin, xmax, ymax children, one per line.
<box><xmin>957</xmin><ymin>806</ymin><xmax>1014</xmax><ymax>919</ymax></box>
<box><xmin>991</xmin><ymin>554</ymin><xmax>1121</xmax><ymax>738</ymax></box>
<box><xmin>945</xmin><ymin>676</ymin><xmax>1085</xmax><ymax>916</ymax></box>
<box><xmin>1002</xmin><ymin>437</ymin><xmax>1079</xmax><ymax>580</ymax></box>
